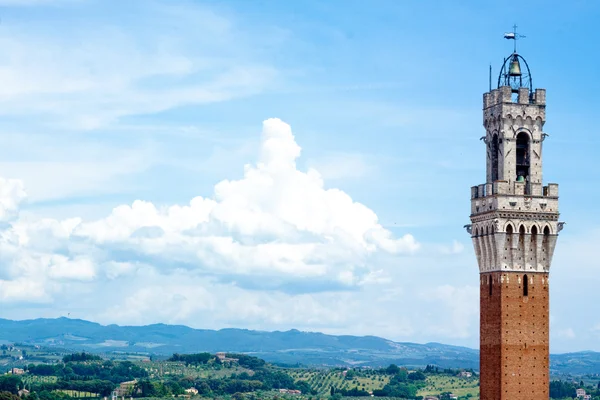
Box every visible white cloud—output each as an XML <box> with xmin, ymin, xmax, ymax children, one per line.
<box><xmin>0</xmin><ymin>177</ymin><xmax>26</xmax><ymax>221</ymax></box>
<box><xmin>0</xmin><ymin>118</ymin><xmax>419</xmax><ymax>313</ymax></box>
<box><xmin>0</xmin><ymin>2</ymin><xmax>277</xmax><ymax>130</ymax></box>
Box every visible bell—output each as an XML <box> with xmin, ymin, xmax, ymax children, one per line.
<box><xmin>509</xmin><ymin>56</ymin><xmax>521</xmax><ymax>77</ymax></box>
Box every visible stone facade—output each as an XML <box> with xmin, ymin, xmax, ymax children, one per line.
<box><xmin>469</xmin><ymin>84</ymin><xmax>561</xmax><ymax>400</ymax></box>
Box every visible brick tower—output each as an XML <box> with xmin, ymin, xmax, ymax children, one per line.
<box><xmin>467</xmin><ymin>41</ymin><xmax>563</xmax><ymax>399</ymax></box>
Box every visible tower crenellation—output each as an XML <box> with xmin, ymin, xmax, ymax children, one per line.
<box><xmin>467</xmin><ymin>28</ymin><xmax>562</xmax><ymax>399</ymax></box>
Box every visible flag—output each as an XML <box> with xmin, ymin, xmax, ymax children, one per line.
<box><xmin>504</xmin><ymin>32</ymin><xmax>516</xmax><ymax>39</ymax></box>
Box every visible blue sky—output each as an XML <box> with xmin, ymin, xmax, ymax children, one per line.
<box><xmin>0</xmin><ymin>0</ymin><xmax>598</xmax><ymax>354</ymax></box>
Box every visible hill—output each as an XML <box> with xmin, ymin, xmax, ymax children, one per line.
<box><xmin>0</xmin><ymin>317</ymin><xmax>477</xmax><ymax>368</ymax></box>
<box><xmin>1</xmin><ymin>317</ymin><xmax>598</xmax><ymax>374</ymax></box>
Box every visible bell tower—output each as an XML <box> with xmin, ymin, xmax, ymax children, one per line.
<box><xmin>467</xmin><ymin>30</ymin><xmax>563</xmax><ymax>400</ymax></box>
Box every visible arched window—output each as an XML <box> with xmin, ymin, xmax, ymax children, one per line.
<box><xmin>489</xmin><ymin>275</ymin><xmax>492</xmax><ymax>296</ymax></box>
<box><xmin>523</xmin><ymin>274</ymin><xmax>529</xmax><ymax>297</ymax></box>
<box><xmin>491</xmin><ymin>134</ymin><xmax>499</xmax><ymax>182</ymax></box>
<box><xmin>516</xmin><ymin>132</ymin><xmax>530</xmax><ymax>191</ymax></box>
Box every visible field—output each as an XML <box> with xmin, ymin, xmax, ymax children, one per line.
<box><xmin>290</xmin><ymin>369</ymin><xmax>386</xmax><ymax>395</ymax></box>
<box><xmin>1</xmin><ymin>344</ymin><xmax>65</xmax><ymax>370</ymax></box>
<box><xmin>137</xmin><ymin>361</ymin><xmax>253</xmax><ymax>379</ymax></box>
<box><xmin>22</xmin><ymin>375</ymin><xmax>59</xmax><ymax>386</ymax></box>
<box><xmin>289</xmin><ymin>369</ymin><xmax>480</xmax><ymax>398</ymax></box>
<box><xmin>56</xmin><ymin>390</ymin><xmax>99</xmax><ymax>398</ymax></box>
<box><xmin>419</xmin><ymin>375</ymin><xmax>480</xmax><ymax>399</ymax></box>
<box><xmin>3</xmin><ymin>343</ymin><xmax>484</xmax><ymax>399</ymax></box>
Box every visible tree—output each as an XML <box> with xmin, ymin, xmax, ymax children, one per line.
<box><xmin>408</xmin><ymin>371</ymin><xmax>426</xmax><ymax>381</ymax></box>
<box><xmin>0</xmin><ymin>376</ymin><xmax>21</xmax><ymax>394</ymax></box>
<box><xmin>344</xmin><ymin>370</ymin><xmax>356</xmax><ymax>380</ymax></box>
<box><xmin>62</xmin><ymin>352</ymin><xmax>102</xmax><ymax>363</ymax></box>
<box><xmin>168</xmin><ymin>353</ymin><xmax>212</xmax><ymax>365</ymax></box>
<box><xmin>385</xmin><ymin>364</ymin><xmax>400</xmax><ymax>375</ymax></box>
<box><xmin>294</xmin><ymin>380</ymin><xmax>313</xmax><ymax>395</ymax></box>
<box><xmin>134</xmin><ymin>380</ymin><xmax>156</xmax><ymax>397</ymax></box>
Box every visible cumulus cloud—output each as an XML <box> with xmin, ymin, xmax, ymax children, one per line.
<box><xmin>0</xmin><ymin>118</ymin><xmax>418</xmax><ymax>309</ymax></box>
<box><xmin>0</xmin><ymin>177</ymin><xmax>27</xmax><ymax>221</ymax></box>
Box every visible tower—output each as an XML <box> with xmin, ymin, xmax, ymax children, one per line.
<box><xmin>467</xmin><ymin>33</ymin><xmax>563</xmax><ymax>399</ymax></box>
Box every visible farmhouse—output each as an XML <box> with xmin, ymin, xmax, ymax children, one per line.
<box><xmin>185</xmin><ymin>388</ymin><xmax>198</xmax><ymax>395</ymax></box>
<box><xmin>10</xmin><ymin>368</ymin><xmax>25</xmax><ymax>375</ymax></box>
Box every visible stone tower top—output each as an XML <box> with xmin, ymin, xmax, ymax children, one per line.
<box><xmin>468</xmin><ymin>50</ymin><xmax>563</xmax><ymax>275</ymax></box>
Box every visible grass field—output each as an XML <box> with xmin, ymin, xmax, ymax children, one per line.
<box><xmin>418</xmin><ymin>375</ymin><xmax>480</xmax><ymax>399</ymax></box>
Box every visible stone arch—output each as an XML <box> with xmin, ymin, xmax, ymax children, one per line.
<box><xmin>504</xmin><ymin>221</ymin><xmax>516</xmax><ymax>233</ymax></box>
<box><xmin>513</xmin><ymin>127</ymin><xmax>533</xmax><ymax>140</ymax></box>
<box><xmin>525</xmin><ymin>221</ymin><xmax>539</xmax><ymax>233</ymax></box>
<box><xmin>515</xmin><ymin>115</ymin><xmax>525</xmax><ymax>127</ymax></box>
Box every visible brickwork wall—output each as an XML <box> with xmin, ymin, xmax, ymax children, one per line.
<box><xmin>480</xmin><ymin>272</ymin><xmax>502</xmax><ymax>400</ymax></box>
<box><xmin>480</xmin><ymin>271</ymin><xmax>550</xmax><ymax>400</ymax></box>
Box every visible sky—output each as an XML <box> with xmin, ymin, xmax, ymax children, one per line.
<box><xmin>0</xmin><ymin>0</ymin><xmax>598</xmax><ymax>354</ymax></box>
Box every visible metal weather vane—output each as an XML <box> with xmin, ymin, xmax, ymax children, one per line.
<box><xmin>503</xmin><ymin>24</ymin><xmax>526</xmax><ymax>53</ymax></box>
